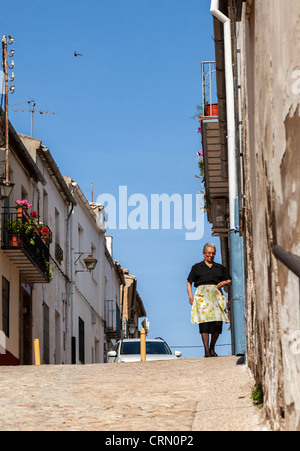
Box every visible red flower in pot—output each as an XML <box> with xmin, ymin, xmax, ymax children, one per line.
<box><xmin>41</xmin><ymin>227</ymin><xmax>52</xmax><ymax>244</ymax></box>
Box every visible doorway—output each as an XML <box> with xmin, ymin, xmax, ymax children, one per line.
<box><xmin>55</xmin><ymin>311</ymin><xmax>61</xmax><ymax>364</ymax></box>
<box><xmin>20</xmin><ymin>285</ymin><xmax>32</xmax><ymax>365</ymax></box>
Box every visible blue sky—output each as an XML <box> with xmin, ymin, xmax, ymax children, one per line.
<box><xmin>2</xmin><ymin>0</ymin><xmax>232</xmax><ymax>357</ymax></box>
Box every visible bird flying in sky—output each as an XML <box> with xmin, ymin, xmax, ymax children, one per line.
<box><xmin>74</xmin><ymin>51</ymin><xmax>83</xmax><ymax>57</ymax></box>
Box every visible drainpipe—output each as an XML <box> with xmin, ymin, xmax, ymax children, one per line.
<box><xmin>65</xmin><ymin>202</ymin><xmax>74</xmax><ymax>364</ymax></box>
<box><xmin>210</xmin><ymin>0</ymin><xmax>246</xmax><ymax>357</ymax></box>
<box><xmin>210</xmin><ymin>0</ymin><xmax>237</xmax><ymax>228</ymax></box>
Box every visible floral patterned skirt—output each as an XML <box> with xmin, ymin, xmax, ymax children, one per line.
<box><xmin>191</xmin><ymin>284</ymin><xmax>229</xmax><ymax>325</ymax></box>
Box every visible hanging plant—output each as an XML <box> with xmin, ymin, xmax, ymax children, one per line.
<box><xmin>190</xmin><ymin>105</ymin><xmax>204</xmax><ymax>121</ymax></box>
<box><xmin>198</xmin><ymin>157</ymin><xmax>204</xmax><ymax>179</ymax></box>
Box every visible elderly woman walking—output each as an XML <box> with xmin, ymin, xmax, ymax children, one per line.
<box><xmin>187</xmin><ymin>243</ymin><xmax>231</xmax><ymax>357</ymax></box>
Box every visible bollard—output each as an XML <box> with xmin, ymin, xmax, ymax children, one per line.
<box><xmin>34</xmin><ymin>339</ymin><xmax>41</xmax><ymax>366</ymax></box>
<box><xmin>140</xmin><ymin>328</ymin><xmax>146</xmax><ymax>362</ymax></box>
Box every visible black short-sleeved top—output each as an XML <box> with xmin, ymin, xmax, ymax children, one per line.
<box><xmin>187</xmin><ymin>261</ymin><xmax>231</xmax><ymax>288</ymax></box>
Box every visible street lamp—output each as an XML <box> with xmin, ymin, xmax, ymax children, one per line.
<box><xmin>128</xmin><ymin>324</ymin><xmax>137</xmax><ymax>336</ymax></box>
<box><xmin>83</xmin><ymin>254</ymin><xmax>98</xmax><ymax>271</ymax></box>
<box><xmin>0</xmin><ymin>161</ymin><xmax>14</xmax><ymax>200</ymax></box>
<box><xmin>0</xmin><ymin>180</ymin><xmax>14</xmax><ymax>200</ymax></box>
<box><xmin>74</xmin><ymin>252</ymin><xmax>98</xmax><ymax>273</ymax></box>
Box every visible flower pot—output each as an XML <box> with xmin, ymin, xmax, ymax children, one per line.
<box><xmin>205</xmin><ymin>103</ymin><xmax>218</xmax><ymax>117</ymax></box>
<box><xmin>10</xmin><ymin>234</ymin><xmax>21</xmax><ymax>247</ymax></box>
<box><xmin>16</xmin><ymin>206</ymin><xmax>28</xmax><ymax>218</ymax></box>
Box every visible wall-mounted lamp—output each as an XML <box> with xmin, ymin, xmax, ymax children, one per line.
<box><xmin>0</xmin><ymin>161</ymin><xmax>14</xmax><ymax>199</ymax></box>
<box><xmin>0</xmin><ymin>180</ymin><xmax>14</xmax><ymax>199</ymax></box>
<box><xmin>128</xmin><ymin>324</ymin><xmax>137</xmax><ymax>336</ymax></box>
<box><xmin>75</xmin><ymin>252</ymin><xmax>98</xmax><ymax>273</ymax></box>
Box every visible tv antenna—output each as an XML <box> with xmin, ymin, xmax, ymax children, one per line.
<box><xmin>9</xmin><ymin>99</ymin><xmax>55</xmax><ymax>137</ymax></box>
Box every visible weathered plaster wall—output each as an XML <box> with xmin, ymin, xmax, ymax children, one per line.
<box><xmin>239</xmin><ymin>0</ymin><xmax>300</xmax><ymax>430</ymax></box>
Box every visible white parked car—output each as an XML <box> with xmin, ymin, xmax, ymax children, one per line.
<box><xmin>107</xmin><ymin>337</ymin><xmax>182</xmax><ymax>363</ymax></box>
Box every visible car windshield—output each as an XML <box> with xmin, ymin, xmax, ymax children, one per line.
<box><xmin>120</xmin><ymin>341</ymin><xmax>172</xmax><ymax>355</ymax></box>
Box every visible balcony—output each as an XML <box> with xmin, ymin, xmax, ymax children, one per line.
<box><xmin>106</xmin><ymin>300</ymin><xmax>121</xmax><ymax>339</ymax></box>
<box><xmin>1</xmin><ymin>207</ymin><xmax>52</xmax><ymax>283</ymax></box>
<box><xmin>200</xmin><ymin>61</ymin><xmax>229</xmax><ymax>237</ymax></box>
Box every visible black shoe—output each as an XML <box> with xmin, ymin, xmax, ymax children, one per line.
<box><xmin>209</xmin><ymin>349</ymin><xmax>218</xmax><ymax>357</ymax></box>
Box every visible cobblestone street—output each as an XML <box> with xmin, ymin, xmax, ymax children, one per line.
<box><xmin>0</xmin><ymin>356</ymin><xmax>268</xmax><ymax>431</ymax></box>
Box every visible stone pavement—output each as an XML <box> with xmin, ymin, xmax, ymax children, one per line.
<box><xmin>0</xmin><ymin>356</ymin><xmax>269</xmax><ymax>431</ymax></box>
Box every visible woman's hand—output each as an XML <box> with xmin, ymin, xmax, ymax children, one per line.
<box><xmin>187</xmin><ymin>281</ymin><xmax>194</xmax><ymax>305</ymax></box>
<box><xmin>216</xmin><ymin>281</ymin><xmax>225</xmax><ymax>290</ymax></box>
<box><xmin>216</xmin><ymin>280</ymin><xmax>231</xmax><ymax>290</ymax></box>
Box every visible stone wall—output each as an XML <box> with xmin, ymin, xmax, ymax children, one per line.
<box><xmin>238</xmin><ymin>0</ymin><xmax>300</xmax><ymax>430</ymax></box>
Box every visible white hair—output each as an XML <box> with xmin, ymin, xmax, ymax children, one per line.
<box><xmin>203</xmin><ymin>243</ymin><xmax>216</xmax><ymax>254</ymax></box>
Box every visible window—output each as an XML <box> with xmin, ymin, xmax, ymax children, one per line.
<box><xmin>55</xmin><ymin>209</ymin><xmax>60</xmax><ymax>245</ymax></box>
<box><xmin>78</xmin><ymin>225</ymin><xmax>83</xmax><ymax>252</ymax></box>
<box><xmin>120</xmin><ymin>341</ymin><xmax>172</xmax><ymax>355</ymax></box>
<box><xmin>36</xmin><ymin>188</ymin><xmax>40</xmax><ymax>219</ymax></box>
<box><xmin>2</xmin><ymin>277</ymin><xmax>10</xmax><ymax>338</ymax></box>
<box><xmin>21</xmin><ymin>187</ymin><xmax>28</xmax><ymax>201</ymax></box>
<box><xmin>91</xmin><ymin>244</ymin><xmax>97</xmax><ymax>280</ymax></box>
<box><xmin>43</xmin><ymin>190</ymin><xmax>48</xmax><ymax>225</ymax></box>
<box><xmin>54</xmin><ymin>209</ymin><xmax>64</xmax><ymax>264</ymax></box>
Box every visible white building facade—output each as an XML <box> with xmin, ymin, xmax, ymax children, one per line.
<box><xmin>0</xmin><ymin>117</ymin><xmax>126</xmax><ymax>365</ymax></box>
<box><xmin>64</xmin><ymin>178</ymin><xmax>107</xmax><ymax>364</ymax></box>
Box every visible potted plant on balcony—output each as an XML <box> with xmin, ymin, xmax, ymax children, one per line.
<box><xmin>22</xmin><ymin>219</ymin><xmax>38</xmax><ymax>246</ymax></box>
<box><xmin>15</xmin><ymin>199</ymin><xmax>32</xmax><ymax>218</ymax></box>
<box><xmin>7</xmin><ymin>215</ymin><xmax>39</xmax><ymax>248</ymax></box>
<box><xmin>40</xmin><ymin>227</ymin><xmax>52</xmax><ymax>245</ymax></box>
<box><xmin>6</xmin><ymin>218</ymin><xmax>23</xmax><ymax>247</ymax></box>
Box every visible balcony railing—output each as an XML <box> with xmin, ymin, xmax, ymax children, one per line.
<box><xmin>201</xmin><ymin>61</ymin><xmax>217</xmax><ymax>119</ymax></box>
<box><xmin>1</xmin><ymin>207</ymin><xmax>52</xmax><ymax>283</ymax></box>
<box><xmin>106</xmin><ymin>300</ymin><xmax>121</xmax><ymax>339</ymax></box>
